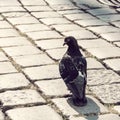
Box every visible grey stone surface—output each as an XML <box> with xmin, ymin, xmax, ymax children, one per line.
<box><xmin>114</xmin><ymin>106</ymin><xmax>120</xmax><ymax>114</ymax></box>
<box><xmin>0</xmin><ymin>89</ymin><xmax>45</xmax><ymax>106</ymax></box>
<box><xmin>3</xmin><ymin>46</ymin><xmax>42</xmax><ymax>57</ymax></box>
<box><xmin>52</xmin><ymin>95</ymin><xmax>108</xmax><ymax>116</ymax></box>
<box><xmin>112</xmin><ymin>21</ymin><xmax>120</xmax><ymax>28</ymax></box>
<box><xmin>0</xmin><ymin>52</ymin><xmax>8</xmax><ymax>61</ymax></box>
<box><xmin>6</xmin><ymin>105</ymin><xmax>62</xmax><ymax>120</ymax></box>
<box><xmin>0</xmin><ymin>21</ymin><xmax>12</xmax><ymax>28</ymax></box>
<box><xmin>0</xmin><ymin>73</ymin><xmax>30</xmax><ymax>90</ymax></box>
<box><xmin>104</xmin><ymin>58</ymin><xmax>120</xmax><ymax>71</ymax></box>
<box><xmin>114</xmin><ymin>42</ymin><xmax>120</xmax><ymax>47</ymax></box>
<box><xmin>0</xmin><ymin>0</ymin><xmax>20</xmax><ymax>6</ymax></box>
<box><xmin>35</xmin><ymin>79</ymin><xmax>70</xmax><ymax>96</ymax></box>
<box><xmin>20</xmin><ymin>0</ymin><xmax>46</xmax><ymax>5</ymax></box>
<box><xmin>23</xmin><ymin>64</ymin><xmax>60</xmax><ymax>80</ymax></box>
<box><xmin>87</xmin><ymin>69</ymin><xmax>120</xmax><ymax>86</ymax></box>
<box><xmin>69</xmin><ymin>114</ymin><xmax>120</xmax><ymax>120</ymax></box>
<box><xmin>89</xmin><ymin>84</ymin><xmax>120</xmax><ymax>104</ymax></box>
<box><xmin>0</xmin><ymin>62</ymin><xmax>17</xmax><ymax>74</ymax></box>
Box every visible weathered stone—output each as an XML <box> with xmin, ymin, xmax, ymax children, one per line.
<box><xmin>0</xmin><ymin>52</ymin><xmax>8</xmax><ymax>61</ymax></box>
<box><xmin>0</xmin><ymin>21</ymin><xmax>12</xmax><ymax>28</ymax></box>
<box><xmin>20</xmin><ymin>0</ymin><xmax>46</xmax><ymax>5</ymax></box>
<box><xmin>69</xmin><ymin>114</ymin><xmax>120</xmax><ymax>120</ymax></box>
<box><xmin>89</xmin><ymin>84</ymin><xmax>120</xmax><ymax>104</ymax></box>
<box><xmin>0</xmin><ymin>0</ymin><xmax>20</xmax><ymax>6</ymax></box>
<box><xmin>114</xmin><ymin>106</ymin><xmax>120</xmax><ymax>114</ymax></box>
<box><xmin>6</xmin><ymin>105</ymin><xmax>62</xmax><ymax>120</ymax></box>
<box><xmin>62</xmin><ymin>30</ymin><xmax>98</xmax><ymax>40</ymax></box>
<box><xmin>104</xmin><ymin>59</ymin><xmax>120</xmax><ymax>71</ymax></box>
<box><xmin>0</xmin><ymin>73</ymin><xmax>30</xmax><ymax>90</ymax></box>
<box><xmin>52</xmin><ymin>96</ymin><xmax>108</xmax><ymax>116</ymax></box>
<box><xmin>26</xmin><ymin>31</ymin><xmax>62</xmax><ymax>40</ymax></box>
<box><xmin>0</xmin><ymin>37</ymin><xmax>31</xmax><ymax>47</ymax></box>
<box><xmin>23</xmin><ymin>64</ymin><xmax>60</xmax><ymax>80</ymax></box>
<box><xmin>0</xmin><ymin>89</ymin><xmax>45</xmax><ymax>106</ymax></box>
<box><xmin>87</xmin><ymin>69</ymin><xmax>120</xmax><ymax>86</ymax></box>
<box><xmin>0</xmin><ymin>62</ymin><xmax>17</xmax><ymax>74</ymax></box>
<box><xmin>112</xmin><ymin>21</ymin><xmax>120</xmax><ymax>28</ymax></box>
<box><xmin>3</xmin><ymin>46</ymin><xmax>42</xmax><ymax>57</ymax></box>
<box><xmin>87</xmin><ymin>47</ymin><xmax>120</xmax><ymax>59</ymax></box>
<box><xmin>35</xmin><ymin>79</ymin><xmax>70</xmax><ymax>96</ymax></box>
<box><xmin>13</xmin><ymin>54</ymin><xmax>54</xmax><ymax>67</ymax></box>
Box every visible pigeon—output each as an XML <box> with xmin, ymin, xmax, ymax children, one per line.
<box><xmin>59</xmin><ymin>36</ymin><xmax>87</xmax><ymax>106</ymax></box>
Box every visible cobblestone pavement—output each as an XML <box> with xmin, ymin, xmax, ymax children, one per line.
<box><xmin>0</xmin><ymin>0</ymin><xmax>120</xmax><ymax>120</ymax></box>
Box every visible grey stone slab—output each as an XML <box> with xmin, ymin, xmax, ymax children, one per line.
<box><xmin>0</xmin><ymin>89</ymin><xmax>45</xmax><ymax>106</ymax></box>
<box><xmin>23</xmin><ymin>64</ymin><xmax>60</xmax><ymax>80</ymax></box>
<box><xmin>0</xmin><ymin>62</ymin><xmax>17</xmax><ymax>74</ymax></box>
<box><xmin>100</xmin><ymin>32</ymin><xmax>120</xmax><ymax>42</ymax></box>
<box><xmin>35</xmin><ymin>79</ymin><xmax>70</xmax><ymax>96</ymax></box>
<box><xmin>35</xmin><ymin>39</ymin><xmax>64</xmax><ymax>50</ymax></box>
<box><xmin>3</xmin><ymin>46</ymin><xmax>42</xmax><ymax>57</ymax></box>
<box><xmin>62</xmin><ymin>30</ymin><xmax>98</xmax><ymax>40</ymax></box>
<box><xmin>0</xmin><ymin>29</ymin><xmax>19</xmax><ymax>38</ymax></box>
<box><xmin>69</xmin><ymin>114</ymin><xmax>120</xmax><ymax>120</ymax></box>
<box><xmin>89</xmin><ymin>84</ymin><xmax>120</xmax><ymax>104</ymax></box>
<box><xmin>0</xmin><ymin>73</ymin><xmax>30</xmax><ymax>90</ymax></box>
<box><xmin>78</xmin><ymin>39</ymin><xmax>113</xmax><ymax>49</ymax></box>
<box><xmin>0</xmin><ymin>21</ymin><xmax>12</xmax><ymax>28</ymax></box>
<box><xmin>0</xmin><ymin>52</ymin><xmax>8</xmax><ymax>61</ymax></box>
<box><xmin>0</xmin><ymin>0</ymin><xmax>20</xmax><ymax>6</ymax></box>
<box><xmin>86</xmin><ymin>58</ymin><xmax>104</xmax><ymax>69</ymax></box>
<box><xmin>0</xmin><ymin>37</ymin><xmax>32</xmax><ymax>47</ymax></box>
<box><xmin>87</xmin><ymin>47</ymin><xmax>120</xmax><ymax>59</ymax></box>
<box><xmin>52</xmin><ymin>96</ymin><xmax>108</xmax><ymax>116</ymax></box>
<box><xmin>7</xmin><ymin>16</ymin><xmax>39</xmax><ymax>25</ymax></box>
<box><xmin>0</xmin><ymin>111</ymin><xmax>4</xmax><ymax>120</ymax></box>
<box><xmin>104</xmin><ymin>58</ymin><xmax>120</xmax><ymax>71</ymax></box>
<box><xmin>75</xmin><ymin>19</ymin><xmax>108</xmax><ymax>27</ymax></box>
<box><xmin>32</xmin><ymin>11</ymin><xmax>62</xmax><ymax>18</ymax></box>
<box><xmin>13</xmin><ymin>54</ymin><xmax>54</xmax><ymax>67</ymax></box>
<box><xmin>114</xmin><ymin>106</ymin><xmax>120</xmax><ymax>114</ymax></box>
<box><xmin>16</xmin><ymin>24</ymin><xmax>50</xmax><ymax>33</ymax></box>
<box><xmin>112</xmin><ymin>21</ymin><xmax>120</xmax><ymax>28</ymax></box>
<box><xmin>64</xmin><ymin>13</ymin><xmax>95</xmax><ymax>21</ymax></box>
<box><xmin>87</xmin><ymin>69</ymin><xmax>120</xmax><ymax>86</ymax></box>
<box><xmin>40</xmin><ymin>17</ymin><xmax>71</xmax><ymax>25</ymax></box>
<box><xmin>20</xmin><ymin>0</ymin><xmax>46</xmax><ymax>5</ymax></box>
<box><xmin>26</xmin><ymin>31</ymin><xmax>62</xmax><ymax>40</ymax></box>
<box><xmin>88</xmin><ymin>26</ymin><xmax>120</xmax><ymax>34</ymax></box>
<box><xmin>6</xmin><ymin>105</ymin><xmax>62</xmax><ymax>120</ymax></box>
<box><xmin>52</xmin><ymin>24</ymin><xmax>84</xmax><ymax>32</ymax></box>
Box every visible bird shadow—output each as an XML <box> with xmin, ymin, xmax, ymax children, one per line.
<box><xmin>67</xmin><ymin>96</ymin><xmax>100</xmax><ymax>120</ymax></box>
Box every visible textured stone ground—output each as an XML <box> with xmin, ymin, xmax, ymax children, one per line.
<box><xmin>0</xmin><ymin>0</ymin><xmax>120</xmax><ymax>120</ymax></box>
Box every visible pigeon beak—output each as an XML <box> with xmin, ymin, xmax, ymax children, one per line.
<box><xmin>63</xmin><ymin>42</ymin><xmax>66</xmax><ymax>46</ymax></box>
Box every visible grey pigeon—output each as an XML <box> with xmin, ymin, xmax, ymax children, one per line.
<box><xmin>59</xmin><ymin>36</ymin><xmax>87</xmax><ymax>106</ymax></box>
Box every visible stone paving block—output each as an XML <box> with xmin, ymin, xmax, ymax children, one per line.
<box><xmin>0</xmin><ymin>111</ymin><xmax>4</xmax><ymax>120</ymax></box>
<box><xmin>62</xmin><ymin>30</ymin><xmax>98</xmax><ymax>40</ymax></box>
<box><xmin>69</xmin><ymin>114</ymin><xmax>120</xmax><ymax>120</ymax></box>
<box><xmin>16</xmin><ymin>24</ymin><xmax>50</xmax><ymax>33</ymax></box>
<box><xmin>86</xmin><ymin>58</ymin><xmax>104</xmax><ymax>69</ymax></box>
<box><xmin>0</xmin><ymin>73</ymin><xmax>30</xmax><ymax>90</ymax></box>
<box><xmin>26</xmin><ymin>30</ymin><xmax>62</xmax><ymax>40</ymax></box>
<box><xmin>32</xmin><ymin>11</ymin><xmax>62</xmax><ymax>18</ymax></box>
<box><xmin>89</xmin><ymin>84</ymin><xmax>120</xmax><ymax>104</ymax></box>
<box><xmin>40</xmin><ymin>17</ymin><xmax>71</xmax><ymax>25</ymax></box>
<box><xmin>87</xmin><ymin>69</ymin><xmax>120</xmax><ymax>86</ymax></box>
<box><xmin>13</xmin><ymin>54</ymin><xmax>54</xmax><ymax>67</ymax></box>
<box><xmin>97</xmin><ymin>14</ymin><xmax>120</xmax><ymax>22</ymax></box>
<box><xmin>20</xmin><ymin>0</ymin><xmax>46</xmax><ymax>5</ymax></box>
<box><xmin>35</xmin><ymin>79</ymin><xmax>70</xmax><ymax>96</ymax></box>
<box><xmin>0</xmin><ymin>89</ymin><xmax>45</xmax><ymax>106</ymax></box>
<box><xmin>52</xmin><ymin>24</ymin><xmax>84</xmax><ymax>32</ymax></box>
<box><xmin>6</xmin><ymin>105</ymin><xmax>62</xmax><ymax>120</ymax></box>
<box><xmin>64</xmin><ymin>13</ymin><xmax>95</xmax><ymax>21</ymax></box>
<box><xmin>3</xmin><ymin>45</ymin><xmax>42</xmax><ymax>57</ymax></box>
<box><xmin>0</xmin><ymin>62</ymin><xmax>17</xmax><ymax>74</ymax></box>
<box><xmin>52</xmin><ymin>95</ymin><xmax>108</xmax><ymax>116</ymax></box>
<box><xmin>35</xmin><ymin>39</ymin><xmax>64</xmax><ymax>50</ymax></box>
<box><xmin>0</xmin><ymin>21</ymin><xmax>12</xmax><ymax>28</ymax></box>
<box><xmin>7</xmin><ymin>16</ymin><xmax>39</xmax><ymax>25</ymax></box>
<box><xmin>78</xmin><ymin>39</ymin><xmax>113</xmax><ymax>49</ymax></box>
<box><xmin>0</xmin><ymin>0</ymin><xmax>20</xmax><ymax>6</ymax></box>
<box><xmin>100</xmin><ymin>32</ymin><xmax>120</xmax><ymax>42</ymax></box>
<box><xmin>88</xmin><ymin>26</ymin><xmax>120</xmax><ymax>34</ymax></box>
<box><xmin>0</xmin><ymin>52</ymin><xmax>8</xmax><ymax>61</ymax></box>
<box><xmin>87</xmin><ymin>7</ymin><xmax>117</xmax><ymax>16</ymax></box>
<box><xmin>104</xmin><ymin>58</ymin><xmax>120</xmax><ymax>71</ymax></box>
<box><xmin>0</xmin><ymin>29</ymin><xmax>19</xmax><ymax>38</ymax></box>
<box><xmin>0</xmin><ymin>37</ymin><xmax>31</xmax><ymax>47</ymax></box>
<box><xmin>87</xmin><ymin>47</ymin><xmax>120</xmax><ymax>59</ymax></box>
<box><xmin>75</xmin><ymin>19</ymin><xmax>108</xmax><ymax>27</ymax></box>
<box><xmin>23</xmin><ymin>64</ymin><xmax>60</xmax><ymax>80</ymax></box>
<box><xmin>114</xmin><ymin>106</ymin><xmax>120</xmax><ymax>114</ymax></box>
<box><xmin>112</xmin><ymin>21</ymin><xmax>120</xmax><ymax>28</ymax></box>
